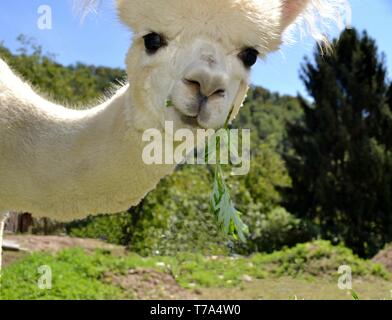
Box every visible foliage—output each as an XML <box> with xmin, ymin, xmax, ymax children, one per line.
<box><xmin>237</xmin><ymin>140</ymin><xmax>292</xmax><ymax>213</ymax></box>
<box><xmin>254</xmin><ymin>240</ymin><xmax>389</xmax><ymax>279</ymax></box>
<box><xmin>66</xmin><ymin>212</ymin><xmax>133</xmax><ymax>245</ymax></box>
<box><xmin>0</xmin><ymin>35</ymin><xmax>126</xmax><ymax>106</ymax></box>
<box><xmin>234</xmin><ymin>87</ymin><xmax>303</xmax><ymax>154</ymax></box>
<box><xmin>228</xmin><ymin>140</ymin><xmax>315</xmax><ymax>254</ymax></box>
<box><xmin>240</xmin><ymin>207</ymin><xmax>315</xmax><ymax>253</ymax></box>
<box><xmin>127</xmin><ymin>166</ymin><xmax>230</xmax><ymax>256</ymax></box>
<box><xmin>285</xmin><ymin>29</ymin><xmax>392</xmax><ymax>257</ymax></box>
<box><xmin>210</xmin><ymin>165</ymin><xmax>248</xmax><ymax>243</ymax></box>
<box><xmin>210</xmin><ymin>161</ymin><xmax>248</xmax><ymax>243</ymax></box>
<box><xmin>351</xmin><ymin>290</ymin><xmax>360</xmax><ymax>300</ymax></box>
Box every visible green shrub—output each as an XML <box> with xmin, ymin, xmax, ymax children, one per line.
<box><xmin>129</xmin><ymin>166</ymin><xmax>230</xmax><ymax>256</ymax></box>
<box><xmin>251</xmin><ymin>240</ymin><xmax>390</xmax><ymax>279</ymax></box>
<box><xmin>240</xmin><ymin>207</ymin><xmax>315</xmax><ymax>253</ymax></box>
<box><xmin>228</xmin><ymin>141</ymin><xmax>315</xmax><ymax>253</ymax></box>
<box><xmin>66</xmin><ymin>212</ymin><xmax>133</xmax><ymax>245</ymax></box>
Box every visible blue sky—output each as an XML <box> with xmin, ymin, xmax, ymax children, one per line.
<box><xmin>0</xmin><ymin>0</ymin><xmax>391</xmax><ymax>97</ymax></box>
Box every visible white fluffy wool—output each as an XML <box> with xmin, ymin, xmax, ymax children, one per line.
<box><xmin>79</xmin><ymin>0</ymin><xmax>350</xmax><ymax>47</ymax></box>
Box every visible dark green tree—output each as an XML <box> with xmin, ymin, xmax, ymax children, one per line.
<box><xmin>0</xmin><ymin>35</ymin><xmax>126</xmax><ymax>106</ymax></box>
<box><xmin>286</xmin><ymin>29</ymin><xmax>392</xmax><ymax>257</ymax></box>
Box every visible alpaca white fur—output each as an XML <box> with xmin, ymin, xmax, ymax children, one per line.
<box><xmin>0</xmin><ymin>0</ymin><xmax>349</xmax><ymax>271</ymax></box>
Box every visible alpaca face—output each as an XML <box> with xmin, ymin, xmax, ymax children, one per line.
<box><xmin>121</xmin><ymin>0</ymin><xmax>285</xmax><ymax>131</ymax></box>
<box><xmin>128</xmin><ymin>34</ymin><xmax>255</xmax><ymax>130</ymax></box>
<box><xmin>115</xmin><ymin>0</ymin><xmax>349</xmax><ymax>131</ymax></box>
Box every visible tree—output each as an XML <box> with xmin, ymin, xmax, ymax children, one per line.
<box><xmin>286</xmin><ymin>29</ymin><xmax>392</xmax><ymax>257</ymax></box>
<box><xmin>0</xmin><ymin>35</ymin><xmax>126</xmax><ymax>106</ymax></box>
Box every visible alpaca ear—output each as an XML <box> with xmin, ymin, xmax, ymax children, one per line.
<box><xmin>280</xmin><ymin>0</ymin><xmax>310</xmax><ymax>31</ymax></box>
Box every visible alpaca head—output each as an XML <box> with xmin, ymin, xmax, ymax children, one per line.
<box><xmin>115</xmin><ymin>0</ymin><xmax>350</xmax><ymax>132</ymax></box>
<box><xmin>82</xmin><ymin>0</ymin><xmax>349</xmax><ymax>131</ymax></box>
<box><xmin>119</xmin><ymin>0</ymin><xmax>285</xmax><ymax>131</ymax></box>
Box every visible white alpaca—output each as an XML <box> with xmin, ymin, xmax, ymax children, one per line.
<box><xmin>0</xmin><ymin>0</ymin><xmax>349</xmax><ymax>271</ymax></box>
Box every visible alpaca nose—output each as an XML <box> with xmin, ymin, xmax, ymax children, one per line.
<box><xmin>184</xmin><ymin>66</ymin><xmax>228</xmax><ymax>98</ymax></box>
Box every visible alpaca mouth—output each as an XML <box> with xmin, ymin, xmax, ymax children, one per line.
<box><xmin>179</xmin><ymin>113</ymin><xmax>200</xmax><ymax>127</ymax></box>
<box><xmin>170</xmin><ymin>102</ymin><xmax>202</xmax><ymax>128</ymax></box>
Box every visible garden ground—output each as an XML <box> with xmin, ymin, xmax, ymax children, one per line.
<box><xmin>1</xmin><ymin>235</ymin><xmax>391</xmax><ymax>300</ymax></box>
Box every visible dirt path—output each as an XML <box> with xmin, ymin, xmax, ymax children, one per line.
<box><xmin>4</xmin><ymin>234</ymin><xmax>125</xmax><ymax>253</ymax></box>
<box><xmin>105</xmin><ymin>268</ymin><xmax>197</xmax><ymax>300</ymax></box>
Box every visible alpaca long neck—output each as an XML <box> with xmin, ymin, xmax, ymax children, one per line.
<box><xmin>1</xmin><ymin>84</ymin><xmax>176</xmax><ymax>221</ymax></box>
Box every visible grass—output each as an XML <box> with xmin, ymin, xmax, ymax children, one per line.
<box><xmin>0</xmin><ymin>249</ymin><xmax>123</xmax><ymax>300</ymax></box>
<box><xmin>198</xmin><ymin>277</ymin><xmax>392</xmax><ymax>300</ymax></box>
<box><xmin>0</xmin><ymin>241</ymin><xmax>390</xmax><ymax>300</ymax></box>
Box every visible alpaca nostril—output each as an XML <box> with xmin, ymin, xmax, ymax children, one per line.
<box><xmin>213</xmin><ymin>89</ymin><xmax>226</xmax><ymax>97</ymax></box>
<box><xmin>184</xmin><ymin>78</ymin><xmax>200</xmax><ymax>88</ymax></box>
<box><xmin>184</xmin><ymin>78</ymin><xmax>226</xmax><ymax>98</ymax></box>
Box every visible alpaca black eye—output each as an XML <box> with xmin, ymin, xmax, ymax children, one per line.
<box><xmin>143</xmin><ymin>32</ymin><xmax>166</xmax><ymax>54</ymax></box>
<box><xmin>238</xmin><ymin>48</ymin><xmax>259</xmax><ymax>68</ymax></box>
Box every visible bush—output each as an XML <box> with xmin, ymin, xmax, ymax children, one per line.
<box><xmin>252</xmin><ymin>240</ymin><xmax>390</xmax><ymax>279</ymax></box>
<box><xmin>128</xmin><ymin>166</ymin><xmax>230</xmax><ymax>256</ymax></box>
<box><xmin>66</xmin><ymin>212</ymin><xmax>133</xmax><ymax>245</ymax></box>
<box><xmin>241</xmin><ymin>207</ymin><xmax>315</xmax><ymax>253</ymax></box>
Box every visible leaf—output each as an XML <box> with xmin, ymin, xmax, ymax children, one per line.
<box><xmin>165</xmin><ymin>99</ymin><xmax>173</xmax><ymax>108</ymax></box>
<box><xmin>351</xmin><ymin>290</ymin><xmax>360</xmax><ymax>300</ymax></box>
<box><xmin>210</xmin><ymin>164</ymin><xmax>248</xmax><ymax>243</ymax></box>
<box><xmin>207</xmin><ymin>114</ymin><xmax>249</xmax><ymax>243</ymax></box>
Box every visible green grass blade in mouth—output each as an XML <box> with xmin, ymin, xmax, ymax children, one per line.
<box><xmin>165</xmin><ymin>99</ymin><xmax>174</xmax><ymax>108</ymax></box>
<box><xmin>210</xmin><ymin>164</ymin><xmax>248</xmax><ymax>243</ymax></box>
